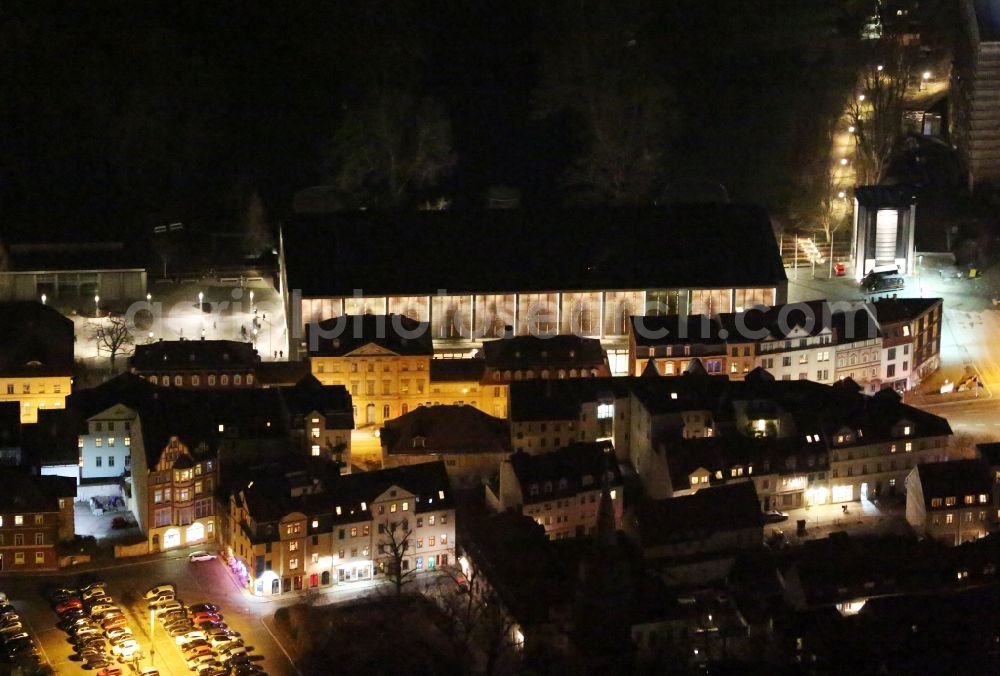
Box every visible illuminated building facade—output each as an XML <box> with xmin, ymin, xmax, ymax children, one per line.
<box><xmin>0</xmin><ymin>302</ymin><xmax>74</xmax><ymax>423</ymax></box>
<box><xmin>0</xmin><ymin>470</ymin><xmax>76</xmax><ymax>571</ymax></box>
<box><xmin>229</xmin><ymin>461</ymin><xmax>454</xmax><ymax>596</ymax></box>
<box><xmin>280</xmin><ymin>205</ymin><xmax>788</xmax><ymax>374</ymax></box>
<box><xmin>905</xmin><ymin>459</ymin><xmax>996</xmax><ymax>545</ymax></box>
<box><xmin>851</xmin><ymin>185</ymin><xmax>917</xmax><ymax>279</ymax></box>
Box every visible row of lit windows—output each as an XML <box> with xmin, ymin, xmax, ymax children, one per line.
<box><xmin>0</xmin><ymin>532</ymin><xmax>45</xmax><ymax>545</ymax></box>
<box><xmin>4</xmin><ymin>551</ymin><xmax>46</xmax><ymax>565</ymax></box>
<box><xmin>4</xmin><ymin>382</ymin><xmax>63</xmax><ymax>394</ymax></box>
<box><xmin>146</xmin><ymin>373</ymin><xmax>253</xmax><ymax>387</ymax></box>
<box><xmin>0</xmin><ymin>514</ymin><xmax>44</xmax><ymax>527</ymax></box>
<box><xmin>931</xmin><ymin>511</ymin><xmax>989</xmax><ymax>525</ymax></box>
<box><xmin>931</xmin><ymin>494</ymin><xmax>989</xmax><ymax>508</ymax></box>
<box><xmin>83</xmin><ymin>437</ymin><xmax>132</xmax><ymax>448</ymax></box>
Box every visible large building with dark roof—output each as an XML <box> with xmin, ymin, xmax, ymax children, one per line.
<box><xmin>905</xmin><ymin>459</ymin><xmax>996</xmax><ymax>545</ymax></box>
<box><xmin>0</xmin><ymin>301</ymin><xmax>74</xmax><ymax>423</ymax></box>
<box><xmin>279</xmin><ymin>205</ymin><xmax>788</xmax><ymax>369</ymax></box>
<box><xmin>228</xmin><ymin>460</ymin><xmax>455</xmax><ymax>596</ymax></box>
<box><xmin>129</xmin><ymin>339</ymin><xmax>261</xmax><ymax>388</ymax></box>
<box><xmin>0</xmin><ymin>469</ymin><xmax>77</xmax><ymax>571</ymax></box>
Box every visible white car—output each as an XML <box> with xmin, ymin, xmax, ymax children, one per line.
<box><xmin>82</xmin><ymin>588</ymin><xmax>107</xmax><ymax>601</ymax></box>
<box><xmin>111</xmin><ymin>639</ymin><xmax>140</xmax><ymax>656</ymax></box>
<box><xmin>107</xmin><ymin>627</ymin><xmax>134</xmax><ymax>642</ymax></box>
<box><xmin>148</xmin><ymin>594</ymin><xmax>176</xmax><ymax>607</ymax></box>
<box><xmin>188</xmin><ymin>551</ymin><xmax>216</xmax><ymax>562</ymax></box>
<box><xmin>176</xmin><ymin>630</ymin><xmax>207</xmax><ymax>646</ymax></box>
<box><xmin>154</xmin><ymin>601</ymin><xmax>183</xmax><ymax>616</ymax></box>
<box><xmin>144</xmin><ymin>584</ymin><xmax>175</xmax><ymax>600</ymax></box>
<box><xmin>220</xmin><ymin>645</ymin><xmax>247</xmax><ymax>657</ymax></box>
<box><xmin>88</xmin><ymin>604</ymin><xmax>118</xmax><ymax>617</ymax></box>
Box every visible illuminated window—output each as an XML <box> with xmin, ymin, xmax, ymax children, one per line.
<box><xmin>905</xmin><ymin>442</ymin><xmax>912</xmax><ymax>452</ymax></box>
<box><xmin>95</xmin><ymin>437</ymin><xmax>102</xmax><ymax>448</ymax></box>
<box><xmin>964</xmin><ymin>495</ymin><xmax>975</xmax><ymax>505</ymax></box>
<box><xmin>34</xmin><ymin>514</ymin><xmax>43</xmax><ymax>525</ymax></box>
<box><xmin>930</xmin><ymin>498</ymin><xmax>942</xmax><ymax>507</ymax></box>
<box><xmin>14</xmin><ymin>515</ymin><xmax>23</xmax><ymax>526</ymax></box>
<box><xmin>945</xmin><ymin>513</ymin><xmax>953</xmax><ymax>524</ymax></box>
<box><xmin>903</xmin><ymin>426</ymin><xmax>911</xmax><ymax>435</ymax></box>
<box><xmin>289</xmin><ymin>558</ymin><xmax>298</xmax><ymax>569</ymax></box>
<box><xmin>391</xmin><ymin>503</ymin><xmax>397</xmax><ymax>513</ymax></box>
<box><xmin>124</xmin><ymin>436</ymin><xmax>131</xmax><ymax>446</ymax></box>
<box><xmin>610</xmin><ymin>489</ymin><xmax>617</xmax><ymax>500</ymax></box>
<box><xmin>311</xmin><ymin>445</ymin><xmax>321</xmax><ymax>456</ymax></box>
<box><xmin>311</xmin><ymin>427</ymin><xmax>320</xmax><ymax>438</ymax></box>
<box><xmin>35</xmin><ymin>551</ymin><xmax>45</xmax><ymax>564</ymax></box>
<box><xmin>402</xmin><ymin>501</ymin><xmax>409</xmax><ymax>511</ymax></box>
<box><xmin>429</xmin><ymin>515</ymin><xmax>436</xmax><ymax>526</ymax></box>
<box><xmin>597</xmin><ymin>403</ymin><xmax>614</xmax><ymax>420</ymax></box>
<box><xmin>945</xmin><ymin>497</ymin><xmax>956</xmax><ymax>506</ymax></box>
<box><xmin>289</xmin><ymin>541</ymin><xmax>299</xmax><ymax>551</ymax></box>
<box><xmin>980</xmin><ymin>494</ymin><xmax>989</xmax><ymax>503</ymax></box>
<box><xmin>108</xmin><ymin>437</ymin><xmax>115</xmax><ymax>447</ymax></box>
<box><xmin>14</xmin><ymin>552</ymin><xmax>24</xmax><ymax>565</ymax></box>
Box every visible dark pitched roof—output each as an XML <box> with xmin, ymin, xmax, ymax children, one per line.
<box><xmin>868</xmin><ymin>297</ymin><xmax>942</xmax><ymax>324</ymax></box>
<box><xmin>634</xmin><ymin>482</ymin><xmax>761</xmax><ymax>547</ymax></box>
<box><xmin>21</xmin><ymin>409</ymin><xmax>81</xmax><ymax>466</ymax></box>
<box><xmin>0</xmin><ymin>302</ymin><xmax>74</xmax><ymax>375</ymax></box>
<box><xmin>381</xmin><ymin>405</ymin><xmax>510</xmax><ymax>456</ymax></box>
<box><xmin>976</xmin><ymin>441</ymin><xmax>1000</xmax><ymax>466</ymax></box>
<box><xmin>68</xmin><ymin>374</ymin><xmax>291</xmax><ymax>468</ymax></box>
<box><xmin>305</xmin><ymin>314</ymin><xmax>434</xmax><ymax>356</ymax></box>
<box><xmin>282</xmin><ymin>205</ymin><xmax>787</xmax><ymax>297</ymax></box>
<box><xmin>481</xmin><ymin>335</ymin><xmax>607</xmax><ymax>369</ymax></box>
<box><xmin>507</xmin><ymin>442</ymin><xmax>621</xmax><ymax>503</ymax></box>
<box><xmin>239</xmin><ymin>461</ymin><xmax>453</xmax><ymax>532</ymax></box>
<box><xmin>508</xmin><ymin>378</ymin><xmax>631</xmax><ymax>422</ymax></box>
<box><xmin>0</xmin><ymin>468</ymin><xmax>76</xmax><ymax>511</ymax></box>
<box><xmin>130</xmin><ymin>339</ymin><xmax>259</xmax><ymax>372</ymax></box>
<box><xmin>277</xmin><ymin>377</ymin><xmax>354</xmax><ymax>429</ymax></box>
<box><xmin>255</xmin><ymin>360</ymin><xmax>313</xmax><ymax>387</ymax></box>
<box><xmin>853</xmin><ymin>184</ymin><xmax>917</xmax><ymax>209</ymax></box>
<box><xmin>630</xmin><ymin>315</ymin><xmax>727</xmax><ymax>347</ymax></box>
<box><xmin>429</xmin><ymin>358</ymin><xmax>486</xmax><ymax>383</ymax></box>
<box><xmin>915</xmin><ymin>460</ymin><xmax>994</xmax><ymax>505</ymax></box>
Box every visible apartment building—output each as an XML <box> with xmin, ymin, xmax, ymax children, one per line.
<box><xmin>869</xmin><ymin>297</ymin><xmax>943</xmax><ymax>390</ymax></box>
<box><xmin>906</xmin><ymin>459</ymin><xmax>996</xmax><ymax>545</ymax></box>
<box><xmin>129</xmin><ymin>339</ymin><xmax>260</xmax><ymax>388</ymax></box>
<box><xmin>481</xmin><ymin>335</ymin><xmax>611</xmax><ymax>382</ymax></box>
<box><xmin>229</xmin><ymin>461</ymin><xmax>454</xmax><ymax>596</ymax></box>
<box><xmin>486</xmin><ymin>442</ymin><xmax>623</xmax><ymax>540</ymax></box>
<box><xmin>0</xmin><ymin>302</ymin><xmax>74</xmax><ymax>423</ymax></box>
<box><xmin>428</xmin><ymin>358</ymin><xmax>507</xmax><ymax>418</ymax></box>
<box><xmin>508</xmin><ymin>369</ymin><xmax>952</xmax><ymax>506</ymax></box>
<box><xmin>0</xmin><ymin>469</ymin><xmax>76</xmax><ymax>571</ymax></box>
<box><xmin>380</xmin><ymin>405</ymin><xmax>510</xmax><ymax>488</ymax></box>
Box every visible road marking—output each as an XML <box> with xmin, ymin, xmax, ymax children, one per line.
<box><xmin>259</xmin><ymin>616</ymin><xmax>303</xmax><ymax>676</ymax></box>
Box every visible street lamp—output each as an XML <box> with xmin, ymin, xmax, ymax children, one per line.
<box><xmin>858</xmin><ymin>94</ymin><xmax>865</xmax><ymax>102</ymax></box>
<box><xmin>94</xmin><ymin>295</ymin><xmax>100</xmax><ymax>317</ymax></box>
<box><xmin>198</xmin><ymin>291</ymin><xmax>204</xmax><ymax>309</ymax></box>
<box><xmin>40</xmin><ymin>293</ymin><xmax>46</xmax><ymax>305</ymax></box>
<box><xmin>149</xmin><ymin>608</ymin><xmax>155</xmax><ymax>666</ymax></box>
<box><xmin>840</xmin><ymin>158</ymin><xmax>849</xmax><ymax>166</ymax></box>
<box><xmin>146</xmin><ymin>293</ymin><xmax>152</xmax><ymax>302</ymax></box>
<box><xmin>848</xmin><ymin>125</ymin><xmax>856</xmax><ymax>133</ymax></box>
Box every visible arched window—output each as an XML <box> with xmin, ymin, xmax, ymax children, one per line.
<box><xmin>558</xmin><ymin>369</ymin><xmax>566</xmax><ymax>379</ymax></box>
<box><xmin>569</xmin><ymin>369</ymin><xmax>578</xmax><ymax>377</ymax></box>
<box><xmin>525</xmin><ymin>370</ymin><xmax>535</xmax><ymax>379</ymax></box>
<box><xmin>665</xmin><ymin>363</ymin><xmax>675</xmax><ymax>375</ymax></box>
<box><xmin>149</xmin><ymin>376</ymin><xmax>158</xmax><ymax>385</ymax></box>
<box><xmin>208</xmin><ymin>375</ymin><xmax>216</xmax><ymax>386</ymax></box>
<box><xmin>247</xmin><ymin>374</ymin><xmax>254</xmax><ymax>385</ymax></box>
<box><xmin>221</xmin><ymin>375</ymin><xmax>230</xmax><ymax>386</ymax></box>
<box><xmin>541</xmin><ymin>369</ymin><xmax>550</xmax><ymax>379</ymax></box>
<box><xmin>514</xmin><ymin>370</ymin><xmax>523</xmax><ymax>381</ymax></box>
<box><xmin>234</xmin><ymin>374</ymin><xmax>242</xmax><ymax>385</ymax></box>
<box><xmin>591</xmin><ymin>369</ymin><xmax>599</xmax><ymax>377</ymax></box>
<box><xmin>191</xmin><ymin>375</ymin><xmax>200</xmax><ymax>386</ymax></box>
<box><xmin>174</xmin><ymin>375</ymin><xmax>183</xmax><ymax>386</ymax></box>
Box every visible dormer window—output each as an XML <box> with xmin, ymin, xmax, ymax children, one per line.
<box><xmin>413</xmin><ymin>436</ymin><xmax>426</xmax><ymax>449</ymax></box>
<box><xmin>581</xmin><ymin>474</ymin><xmax>593</xmax><ymax>487</ymax></box>
<box><xmin>544</xmin><ymin>481</ymin><xmax>553</xmax><ymax>494</ymax></box>
<box><xmin>903</xmin><ymin>425</ymin><xmax>911</xmax><ymax>435</ymax></box>
<box><xmin>530</xmin><ymin>484</ymin><xmax>539</xmax><ymax>496</ymax></box>
<box><xmin>558</xmin><ymin>478</ymin><xmax>568</xmax><ymax>490</ymax></box>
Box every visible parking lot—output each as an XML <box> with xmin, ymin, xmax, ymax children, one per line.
<box><xmin>0</xmin><ymin>553</ymin><xmax>296</xmax><ymax>675</ymax></box>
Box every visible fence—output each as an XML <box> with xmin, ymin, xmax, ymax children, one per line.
<box><xmin>778</xmin><ymin>234</ymin><xmax>852</xmax><ymax>278</ymax></box>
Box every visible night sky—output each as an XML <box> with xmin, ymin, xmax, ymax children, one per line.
<box><xmin>0</xmin><ymin>1</ymin><xmax>867</xmax><ymax>241</ymax></box>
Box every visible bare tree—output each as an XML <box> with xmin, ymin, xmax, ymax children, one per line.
<box><xmin>89</xmin><ymin>315</ymin><xmax>135</xmax><ymax>368</ymax></box>
<box><xmin>534</xmin><ymin>0</ymin><xmax>671</xmax><ymax>204</ymax></box>
<box><xmin>848</xmin><ymin>40</ymin><xmax>912</xmax><ymax>185</ymax></box>
<box><xmin>377</xmin><ymin>518</ymin><xmax>415</xmax><ymax>597</ymax></box>
<box><xmin>430</xmin><ymin>564</ymin><xmax>521</xmax><ymax>676</ymax></box>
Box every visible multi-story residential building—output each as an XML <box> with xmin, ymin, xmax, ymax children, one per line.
<box><xmin>870</xmin><ymin>297</ymin><xmax>943</xmax><ymax>390</ymax></box>
<box><xmin>129</xmin><ymin>339</ymin><xmax>260</xmax><ymax>388</ymax></box>
<box><xmin>0</xmin><ymin>302</ymin><xmax>74</xmax><ymax>423</ymax></box>
<box><xmin>281</xmin><ymin>205</ymin><xmax>788</xmax><ymax>369</ymax></box>
<box><xmin>228</xmin><ymin>461</ymin><xmax>454</xmax><ymax>596</ymax></box>
<box><xmin>905</xmin><ymin>459</ymin><xmax>996</xmax><ymax>545</ymax></box>
<box><xmin>954</xmin><ymin>0</ymin><xmax>1000</xmax><ymax>190</ymax></box>
<box><xmin>486</xmin><ymin>442</ymin><xmax>623</xmax><ymax>540</ymax></box>
<box><xmin>629</xmin><ymin>300</ymin><xmax>937</xmax><ymax>393</ymax></box>
<box><xmin>306</xmin><ymin>314</ymin><xmax>434</xmax><ymax>428</ymax></box>
<box><xmin>481</xmin><ymin>335</ymin><xmax>611</xmax><ymax>382</ymax></box>
<box><xmin>380</xmin><ymin>405</ymin><xmax>510</xmax><ymax>488</ymax></box>
<box><xmin>0</xmin><ymin>469</ymin><xmax>76</xmax><ymax>571</ymax></box>
<box><xmin>628</xmin><ymin>315</ymin><xmax>728</xmax><ymax>377</ymax></box>
<box><xmin>70</xmin><ymin>374</ymin><xmax>329</xmax><ymax>550</ymax></box>
<box><xmin>428</xmin><ymin>358</ymin><xmax>508</xmax><ymax>418</ymax></box>
<box><xmin>508</xmin><ymin>369</ymin><xmax>952</xmax><ymax>505</ymax></box>
<box><xmin>278</xmin><ymin>376</ymin><xmax>354</xmax><ymax>469</ymax></box>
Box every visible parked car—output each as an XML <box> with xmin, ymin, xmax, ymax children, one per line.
<box><xmin>189</xmin><ymin>604</ymin><xmax>219</xmax><ymax>615</ymax></box>
<box><xmin>55</xmin><ymin>599</ymin><xmax>83</xmax><ymax>614</ymax></box>
<box><xmin>149</xmin><ymin>594</ymin><xmax>177</xmax><ymax>608</ymax></box>
<box><xmin>187</xmin><ymin>653</ymin><xmax>220</xmax><ymax>668</ymax></box>
<box><xmin>97</xmin><ymin>667</ymin><xmax>123</xmax><ymax>676</ymax></box>
<box><xmin>184</xmin><ymin>644</ymin><xmax>215</xmax><ymax>659</ymax></box>
<box><xmin>101</xmin><ymin>616</ymin><xmax>128</xmax><ymax>631</ymax></box>
<box><xmin>193</xmin><ymin>661</ymin><xmax>225</xmax><ymax>675</ymax></box>
<box><xmin>209</xmin><ymin>635</ymin><xmax>243</xmax><ymax>650</ymax></box>
<box><xmin>197</xmin><ymin>621</ymin><xmax>227</xmax><ymax>631</ymax></box>
<box><xmin>860</xmin><ymin>267</ymin><xmax>905</xmax><ymax>294</ymax></box>
<box><xmin>189</xmin><ymin>551</ymin><xmax>217</xmax><ymax>562</ymax></box>
<box><xmin>110</xmin><ymin>640</ymin><xmax>140</xmax><ymax>656</ymax></box>
<box><xmin>224</xmin><ymin>653</ymin><xmax>252</xmax><ymax>668</ymax></box>
<box><xmin>191</xmin><ymin>613</ymin><xmax>222</xmax><ymax>624</ymax></box>
<box><xmin>154</xmin><ymin>601</ymin><xmax>184</xmax><ymax>616</ymax></box>
<box><xmin>145</xmin><ymin>584</ymin><xmax>176</xmax><ymax>600</ymax></box>
<box><xmin>220</xmin><ymin>645</ymin><xmax>247</xmax><ymax>658</ymax></box>
<box><xmin>762</xmin><ymin>510</ymin><xmax>789</xmax><ymax>523</ymax></box>
<box><xmin>177</xmin><ymin>631</ymin><xmax>208</xmax><ymax>646</ymax></box>
<box><xmin>140</xmin><ymin>669</ymin><xmax>160</xmax><ymax>676</ymax></box>
<box><xmin>0</xmin><ymin>624</ymin><xmax>23</xmax><ymax>636</ymax></box>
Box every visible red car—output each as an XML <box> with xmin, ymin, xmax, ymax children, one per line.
<box><xmin>55</xmin><ymin>599</ymin><xmax>83</xmax><ymax>614</ymax></box>
<box><xmin>97</xmin><ymin>669</ymin><xmax>123</xmax><ymax>676</ymax></box>
<box><xmin>191</xmin><ymin>613</ymin><xmax>222</xmax><ymax>624</ymax></box>
<box><xmin>101</xmin><ymin>616</ymin><xmax>128</xmax><ymax>631</ymax></box>
<box><xmin>184</xmin><ymin>644</ymin><xmax>214</xmax><ymax>660</ymax></box>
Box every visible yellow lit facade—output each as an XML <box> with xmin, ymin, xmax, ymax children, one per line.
<box><xmin>428</xmin><ymin>377</ymin><xmax>507</xmax><ymax>418</ymax></box>
<box><xmin>311</xmin><ymin>347</ymin><xmax>432</xmax><ymax>428</ymax></box>
<box><xmin>0</xmin><ymin>375</ymin><xmax>72</xmax><ymax>423</ymax></box>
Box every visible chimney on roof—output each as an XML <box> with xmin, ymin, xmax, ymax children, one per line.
<box><xmin>503</xmin><ymin>325</ymin><xmax>514</xmax><ymax>339</ymax></box>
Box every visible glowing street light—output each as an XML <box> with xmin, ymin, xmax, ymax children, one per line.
<box><xmin>198</xmin><ymin>291</ymin><xmax>204</xmax><ymax>306</ymax></box>
<box><xmin>840</xmin><ymin>158</ymin><xmax>849</xmax><ymax>166</ymax></box>
<box><xmin>40</xmin><ymin>293</ymin><xmax>46</xmax><ymax>305</ymax></box>
<box><xmin>876</xmin><ymin>64</ymin><xmax>884</xmax><ymax>71</ymax></box>
<box><xmin>94</xmin><ymin>295</ymin><xmax>100</xmax><ymax>316</ymax></box>
<box><xmin>858</xmin><ymin>94</ymin><xmax>866</xmax><ymax>102</ymax></box>
<box><xmin>837</xmin><ymin>191</ymin><xmax>846</xmax><ymax>198</ymax></box>
<box><xmin>922</xmin><ymin>71</ymin><xmax>932</xmax><ymax>80</ymax></box>
<box><xmin>848</xmin><ymin>125</ymin><xmax>856</xmax><ymax>133</ymax></box>
<box><xmin>146</xmin><ymin>292</ymin><xmax>152</xmax><ymax>302</ymax></box>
